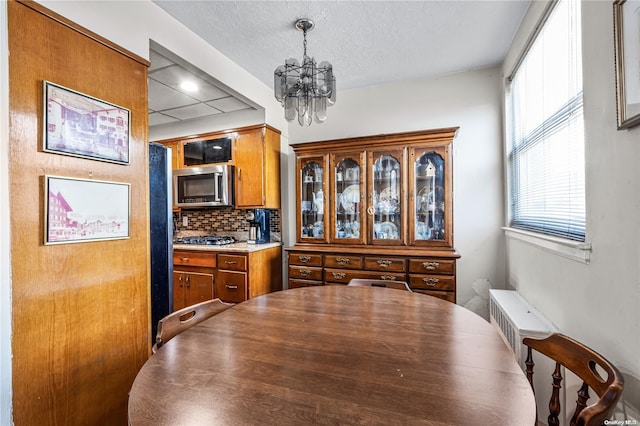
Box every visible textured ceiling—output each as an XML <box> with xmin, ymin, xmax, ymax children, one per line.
<box><xmin>149</xmin><ymin>0</ymin><xmax>531</xmax><ymax>127</ymax></box>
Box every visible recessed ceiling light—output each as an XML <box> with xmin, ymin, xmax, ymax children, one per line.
<box><xmin>180</xmin><ymin>81</ymin><xmax>198</xmax><ymax>92</ymax></box>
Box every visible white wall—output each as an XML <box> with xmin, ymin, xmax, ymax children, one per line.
<box><xmin>284</xmin><ymin>67</ymin><xmax>507</xmax><ymax>306</ymax></box>
<box><xmin>0</xmin><ymin>1</ymin><xmax>12</xmax><ymax>423</ymax></box>
<box><xmin>502</xmin><ymin>0</ymin><xmax>639</xmax><ymax>419</ymax></box>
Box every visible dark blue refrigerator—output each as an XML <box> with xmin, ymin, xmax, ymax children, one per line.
<box><xmin>149</xmin><ymin>143</ymin><xmax>174</xmax><ymax>345</ymax></box>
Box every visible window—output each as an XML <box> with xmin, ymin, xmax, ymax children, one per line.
<box><xmin>506</xmin><ymin>0</ymin><xmax>585</xmax><ymax>241</ymax></box>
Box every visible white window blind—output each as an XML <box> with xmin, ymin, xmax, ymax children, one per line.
<box><xmin>506</xmin><ymin>0</ymin><xmax>585</xmax><ymax>241</ymax></box>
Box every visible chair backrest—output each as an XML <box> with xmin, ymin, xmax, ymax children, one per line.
<box><xmin>152</xmin><ymin>298</ymin><xmax>234</xmax><ymax>353</ymax></box>
<box><xmin>523</xmin><ymin>333</ymin><xmax>624</xmax><ymax>426</ymax></box>
<box><xmin>347</xmin><ymin>279</ymin><xmax>412</xmax><ymax>292</ymax></box>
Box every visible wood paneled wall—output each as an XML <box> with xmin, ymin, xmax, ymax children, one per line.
<box><xmin>8</xmin><ymin>1</ymin><xmax>150</xmax><ymax>424</ymax></box>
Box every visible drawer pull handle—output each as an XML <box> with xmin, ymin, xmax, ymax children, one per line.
<box><xmin>377</xmin><ymin>260</ymin><xmax>392</xmax><ymax>268</ymax></box>
<box><xmin>423</xmin><ymin>278</ymin><xmax>440</xmax><ymax>286</ymax></box>
<box><xmin>332</xmin><ymin>272</ymin><xmax>346</xmax><ymax>279</ymax></box>
<box><xmin>225</xmin><ymin>261</ymin><xmax>237</xmax><ymax>265</ymax></box>
<box><xmin>298</xmin><ymin>255</ymin><xmax>312</xmax><ymax>263</ymax></box>
<box><xmin>186</xmin><ymin>276</ymin><xmax>190</xmax><ymax>287</ymax></box>
<box><xmin>336</xmin><ymin>257</ymin><xmax>350</xmax><ymax>265</ymax></box>
<box><xmin>422</xmin><ymin>262</ymin><xmax>440</xmax><ymax>271</ymax></box>
<box><xmin>299</xmin><ymin>269</ymin><xmax>312</xmax><ymax>277</ymax></box>
<box><xmin>225</xmin><ymin>284</ymin><xmax>238</xmax><ymax>290</ymax></box>
<box><xmin>180</xmin><ymin>257</ymin><xmax>189</xmax><ymax>262</ymax></box>
<box><xmin>380</xmin><ymin>275</ymin><xmax>396</xmax><ymax>280</ymax></box>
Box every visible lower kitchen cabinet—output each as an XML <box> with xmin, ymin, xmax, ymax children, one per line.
<box><xmin>173</xmin><ymin>246</ymin><xmax>282</xmax><ymax>308</ymax></box>
<box><xmin>173</xmin><ymin>271</ymin><xmax>215</xmax><ymax>311</ymax></box>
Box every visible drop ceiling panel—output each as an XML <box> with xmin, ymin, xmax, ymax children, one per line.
<box><xmin>148</xmin><ymin>79</ymin><xmax>198</xmax><ymax>112</ymax></box>
<box><xmin>149</xmin><ymin>112</ymin><xmax>180</xmax><ymax>126</ymax></box>
<box><xmin>206</xmin><ymin>97</ymin><xmax>251</xmax><ymax>113</ymax></box>
<box><xmin>162</xmin><ymin>103</ymin><xmax>223</xmax><ymax>120</ymax></box>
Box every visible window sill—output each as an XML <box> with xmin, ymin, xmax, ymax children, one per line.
<box><xmin>502</xmin><ymin>227</ymin><xmax>591</xmax><ymax>264</ymax></box>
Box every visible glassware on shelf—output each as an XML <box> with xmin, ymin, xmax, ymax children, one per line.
<box><xmin>414</xmin><ymin>152</ymin><xmax>445</xmax><ymax>241</ymax></box>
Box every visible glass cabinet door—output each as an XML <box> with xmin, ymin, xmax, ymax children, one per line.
<box><xmin>331</xmin><ymin>152</ymin><xmax>365</xmax><ymax>244</ymax></box>
<box><xmin>298</xmin><ymin>157</ymin><xmax>327</xmax><ymax>242</ymax></box>
<box><xmin>412</xmin><ymin>149</ymin><xmax>447</xmax><ymax>244</ymax></box>
<box><xmin>369</xmin><ymin>151</ymin><xmax>403</xmax><ymax>245</ymax></box>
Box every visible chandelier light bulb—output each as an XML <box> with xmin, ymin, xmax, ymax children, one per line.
<box><xmin>274</xmin><ymin>18</ymin><xmax>336</xmax><ymax>126</ymax></box>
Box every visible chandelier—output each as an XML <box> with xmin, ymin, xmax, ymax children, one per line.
<box><xmin>274</xmin><ymin>19</ymin><xmax>336</xmax><ymax>126</ymax></box>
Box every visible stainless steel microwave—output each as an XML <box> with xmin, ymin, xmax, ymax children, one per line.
<box><xmin>173</xmin><ymin>165</ymin><xmax>234</xmax><ymax>208</ymax></box>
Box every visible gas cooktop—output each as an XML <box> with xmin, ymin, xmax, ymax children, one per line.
<box><xmin>174</xmin><ymin>236</ymin><xmax>237</xmax><ymax>246</ymax></box>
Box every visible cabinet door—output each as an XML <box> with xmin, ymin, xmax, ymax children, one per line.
<box><xmin>184</xmin><ymin>272</ymin><xmax>214</xmax><ymax>307</ymax></box>
<box><xmin>234</xmin><ymin>128</ymin><xmax>264</xmax><ymax>207</ymax></box>
<box><xmin>331</xmin><ymin>151</ymin><xmax>366</xmax><ymax>244</ymax></box>
<box><xmin>297</xmin><ymin>155</ymin><xmax>329</xmax><ymax>243</ymax></box>
<box><xmin>367</xmin><ymin>149</ymin><xmax>405</xmax><ymax>245</ymax></box>
<box><xmin>173</xmin><ymin>271</ymin><xmax>186</xmax><ymax>311</ymax></box>
<box><xmin>408</xmin><ymin>145</ymin><xmax>453</xmax><ymax>248</ymax></box>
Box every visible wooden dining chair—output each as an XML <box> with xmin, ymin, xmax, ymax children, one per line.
<box><xmin>152</xmin><ymin>298</ymin><xmax>234</xmax><ymax>353</ymax></box>
<box><xmin>523</xmin><ymin>333</ymin><xmax>624</xmax><ymax>426</ymax></box>
<box><xmin>347</xmin><ymin>278</ymin><xmax>412</xmax><ymax>292</ymax></box>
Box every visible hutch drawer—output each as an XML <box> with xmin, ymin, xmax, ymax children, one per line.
<box><xmin>289</xmin><ymin>265</ymin><xmax>323</xmax><ymax>281</ymax></box>
<box><xmin>364</xmin><ymin>256</ymin><xmax>406</xmax><ymax>272</ymax></box>
<box><xmin>408</xmin><ymin>274</ymin><xmax>455</xmax><ymax>291</ymax></box>
<box><xmin>325</xmin><ymin>255</ymin><xmax>363</xmax><ymax>269</ymax></box>
<box><xmin>288</xmin><ymin>252</ymin><xmax>323</xmax><ymax>267</ymax></box>
<box><xmin>408</xmin><ymin>258</ymin><xmax>455</xmax><ymax>275</ymax></box>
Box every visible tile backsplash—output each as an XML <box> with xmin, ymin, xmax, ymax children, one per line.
<box><xmin>173</xmin><ymin>208</ymin><xmax>280</xmax><ymax>241</ymax></box>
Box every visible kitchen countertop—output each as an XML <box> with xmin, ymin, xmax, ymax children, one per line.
<box><xmin>173</xmin><ymin>241</ymin><xmax>282</xmax><ymax>253</ymax></box>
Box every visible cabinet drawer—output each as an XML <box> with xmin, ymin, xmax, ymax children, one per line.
<box><xmin>288</xmin><ymin>279</ymin><xmax>323</xmax><ymax>289</ymax></box>
<box><xmin>408</xmin><ymin>258</ymin><xmax>455</xmax><ymax>275</ymax></box>
<box><xmin>288</xmin><ymin>252</ymin><xmax>323</xmax><ymax>267</ymax></box>
<box><xmin>413</xmin><ymin>289</ymin><xmax>456</xmax><ymax>303</ymax></box>
<box><xmin>325</xmin><ymin>268</ymin><xmax>405</xmax><ymax>284</ymax></box>
<box><xmin>289</xmin><ymin>265</ymin><xmax>323</xmax><ymax>281</ymax></box>
<box><xmin>173</xmin><ymin>251</ymin><xmax>217</xmax><ymax>267</ymax></box>
<box><xmin>408</xmin><ymin>274</ymin><xmax>455</xmax><ymax>291</ymax></box>
<box><xmin>218</xmin><ymin>254</ymin><xmax>247</xmax><ymax>271</ymax></box>
<box><xmin>325</xmin><ymin>255</ymin><xmax>363</xmax><ymax>269</ymax></box>
<box><xmin>364</xmin><ymin>257</ymin><xmax>405</xmax><ymax>272</ymax></box>
<box><xmin>216</xmin><ymin>271</ymin><xmax>247</xmax><ymax>303</ymax></box>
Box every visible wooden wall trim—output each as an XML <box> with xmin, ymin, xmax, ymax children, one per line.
<box><xmin>16</xmin><ymin>0</ymin><xmax>150</xmax><ymax>67</ymax></box>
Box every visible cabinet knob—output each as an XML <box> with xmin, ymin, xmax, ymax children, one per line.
<box><xmin>422</xmin><ymin>262</ymin><xmax>439</xmax><ymax>271</ymax></box>
<box><xmin>422</xmin><ymin>278</ymin><xmax>440</xmax><ymax>286</ymax></box>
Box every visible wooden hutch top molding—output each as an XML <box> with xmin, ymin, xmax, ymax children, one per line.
<box><xmin>290</xmin><ymin>127</ymin><xmax>459</xmax><ymax>153</ymax></box>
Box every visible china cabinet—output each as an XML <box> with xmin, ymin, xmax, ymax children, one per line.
<box><xmin>287</xmin><ymin>127</ymin><xmax>460</xmax><ymax>302</ymax></box>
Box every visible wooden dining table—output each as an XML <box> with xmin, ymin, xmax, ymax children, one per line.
<box><xmin>128</xmin><ymin>285</ymin><xmax>536</xmax><ymax>425</ymax></box>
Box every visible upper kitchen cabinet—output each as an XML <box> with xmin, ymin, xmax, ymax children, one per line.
<box><xmin>234</xmin><ymin>125</ymin><xmax>281</xmax><ymax>209</ymax></box>
<box><xmin>156</xmin><ymin>124</ymin><xmax>281</xmax><ymax>209</ymax></box>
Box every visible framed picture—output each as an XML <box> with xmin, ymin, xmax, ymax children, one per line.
<box><xmin>44</xmin><ymin>176</ymin><xmax>130</xmax><ymax>245</ymax></box>
<box><xmin>614</xmin><ymin>0</ymin><xmax>640</xmax><ymax>129</ymax></box>
<box><xmin>43</xmin><ymin>81</ymin><xmax>130</xmax><ymax>163</ymax></box>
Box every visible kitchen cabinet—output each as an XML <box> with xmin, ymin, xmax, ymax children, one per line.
<box><xmin>287</xmin><ymin>127</ymin><xmax>460</xmax><ymax>302</ymax></box>
<box><xmin>173</xmin><ymin>250</ymin><xmax>216</xmax><ymax>310</ymax></box>
<box><xmin>234</xmin><ymin>126</ymin><xmax>281</xmax><ymax>208</ymax></box>
<box><xmin>174</xmin><ymin>246</ymin><xmax>282</xmax><ymax>306</ymax></box>
<box><xmin>155</xmin><ymin>124</ymin><xmax>281</xmax><ymax>209</ymax></box>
